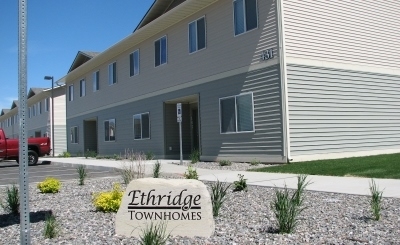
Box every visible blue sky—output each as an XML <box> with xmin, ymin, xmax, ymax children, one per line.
<box><xmin>0</xmin><ymin>0</ymin><xmax>154</xmax><ymax>111</ymax></box>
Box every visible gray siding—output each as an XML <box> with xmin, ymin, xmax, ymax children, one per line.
<box><xmin>283</xmin><ymin>0</ymin><xmax>400</xmax><ymax>69</ymax></box>
<box><xmin>67</xmin><ymin>0</ymin><xmax>279</xmax><ymax>117</ymax></box>
<box><xmin>67</xmin><ymin>65</ymin><xmax>284</xmax><ymax>162</ymax></box>
<box><xmin>287</xmin><ymin>64</ymin><xmax>400</xmax><ymax>159</ymax></box>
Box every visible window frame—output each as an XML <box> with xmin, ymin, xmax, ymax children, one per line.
<box><xmin>44</xmin><ymin>98</ymin><xmax>50</xmax><ymax>112</ymax></box>
<box><xmin>93</xmin><ymin>71</ymin><xmax>100</xmax><ymax>92</ymax></box>
<box><xmin>154</xmin><ymin>35</ymin><xmax>168</xmax><ymax>67</ymax></box>
<box><xmin>80</xmin><ymin>78</ymin><xmax>86</xmax><ymax>97</ymax></box>
<box><xmin>219</xmin><ymin>92</ymin><xmax>255</xmax><ymax>134</ymax></box>
<box><xmin>130</xmin><ymin>49</ymin><xmax>140</xmax><ymax>77</ymax></box>
<box><xmin>68</xmin><ymin>85</ymin><xmax>74</xmax><ymax>101</ymax></box>
<box><xmin>233</xmin><ymin>0</ymin><xmax>259</xmax><ymax>37</ymax></box>
<box><xmin>104</xmin><ymin>119</ymin><xmax>116</xmax><ymax>142</ymax></box>
<box><xmin>70</xmin><ymin>126</ymin><xmax>78</xmax><ymax>144</ymax></box>
<box><xmin>188</xmin><ymin>16</ymin><xmax>207</xmax><ymax>54</ymax></box>
<box><xmin>133</xmin><ymin>112</ymin><xmax>150</xmax><ymax>140</ymax></box>
<box><xmin>38</xmin><ymin>101</ymin><xmax>42</xmax><ymax>115</ymax></box>
<box><xmin>108</xmin><ymin>62</ymin><xmax>117</xmax><ymax>85</ymax></box>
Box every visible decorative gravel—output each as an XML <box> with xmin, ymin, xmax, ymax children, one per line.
<box><xmin>1</xmin><ymin>177</ymin><xmax>399</xmax><ymax>245</ymax></box>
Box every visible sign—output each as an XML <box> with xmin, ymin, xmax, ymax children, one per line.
<box><xmin>176</xmin><ymin>103</ymin><xmax>182</xmax><ymax>117</ymax></box>
<box><xmin>116</xmin><ymin>178</ymin><xmax>215</xmax><ymax>238</ymax></box>
<box><xmin>261</xmin><ymin>48</ymin><xmax>274</xmax><ymax>61</ymax></box>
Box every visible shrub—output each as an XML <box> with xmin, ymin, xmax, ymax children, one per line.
<box><xmin>58</xmin><ymin>151</ymin><xmax>71</xmax><ymax>158</ymax></box>
<box><xmin>0</xmin><ymin>184</ymin><xmax>19</xmax><ymax>215</ymax></box>
<box><xmin>118</xmin><ymin>151</ymin><xmax>146</xmax><ymax>184</ymax></box>
<box><xmin>139</xmin><ymin>222</ymin><xmax>170</xmax><ymax>245</ymax></box>
<box><xmin>250</xmin><ymin>159</ymin><xmax>261</xmax><ymax>166</ymax></box>
<box><xmin>153</xmin><ymin>160</ymin><xmax>161</xmax><ymax>178</ymax></box>
<box><xmin>37</xmin><ymin>177</ymin><xmax>61</xmax><ymax>193</ymax></box>
<box><xmin>77</xmin><ymin>165</ymin><xmax>88</xmax><ymax>185</ymax></box>
<box><xmin>270</xmin><ymin>175</ymin><xmax>310</xmax><ymax>233</ymax></box>
<box><xmin>43</xmin><ymin>212</ymin><xmax>60</xmax><ymax>239</ymax></box>
<box><xmin>92</xmin><ymin>183</ymin><xmax>124</xmax><ymax>212</ymax></box>
<box><xmin>189</xmin><ymin>149</ymin><xmax>200</xmax><ymax>164</ymax></box>
<box><xmin>184</xmin><ymin>165</ymin><xmax>198</xmax><ymax>180</ymax></box>
<box><xmin>369</xmin><ymin>179</ymin><xmax>383</xmax><ymax>221</ymax></box>
<box><xmin>210</xmin><ymin>180</ymin><xmax>231</xmax><ymax>217</ymax></box>
<box><xmin>84</xmin><ymin>150</ymin><xmax>97</xmax><ymax>159</ymax></box>
<box><xmin>145</xmin><ymin>151</ymin><xmax>155</xmax><ymax>160</ymax></box>
<box><xmin>219</xmin><ymin>160</ymin><xmax>232</xmax><ymax>166</ymax></box>
<box><xmin>233</xmin><ymin>174</ymin><xmax>247</xmax><ymax>192</ymax></box>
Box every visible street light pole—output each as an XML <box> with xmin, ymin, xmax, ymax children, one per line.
<box><xmin>44</xmin><ymin>76</ymin><xmax>54</xmax><ymax>157</ymax></box>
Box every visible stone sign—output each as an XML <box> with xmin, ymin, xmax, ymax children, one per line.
<box><xmin>115</xmin><ymin>178</ymin><xmax>215</xmax><ymax>238</ymax></box>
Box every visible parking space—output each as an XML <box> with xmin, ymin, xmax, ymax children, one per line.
<box><xmin>0</xmin><ymin>161</ymin><xmax>120</xmax><ymax>186</ymax></box>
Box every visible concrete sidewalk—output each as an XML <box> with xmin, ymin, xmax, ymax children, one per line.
<box><xmin>41</xmin><ymin>157</ymin><xmax>400</xmax><ymax>198</ymax></box>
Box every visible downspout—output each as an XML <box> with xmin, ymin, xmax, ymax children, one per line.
<box><xmin>276</xmin><ymin>0</ymin><xmax>291</xmax><ymax>163</ymax></box>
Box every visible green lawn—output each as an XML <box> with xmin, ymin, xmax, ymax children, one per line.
<box><xmin>249</xmin><ymin>153</ymin><xmax>400</xmax><ymax>179</ymax></box>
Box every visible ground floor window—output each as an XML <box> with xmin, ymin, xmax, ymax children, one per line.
<box><xmin>133</xmin><ymin>112</ymin><xmax>150</xmax><ymax>140</ymax></box>
<box><xmin>220</xmin><ymin>92</ymin><xmax>254</xmax><ymax>133</ymax></box>
<box><xmin>70</xmin><ymin>126</ymin><xmax>78</xmax><ymax>144</ymax></box>
<box><xmin>104</xmin><ymin>119</ymin><xmax>116</xmax><ymax>142</ymax></box>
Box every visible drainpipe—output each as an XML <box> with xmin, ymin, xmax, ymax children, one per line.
<box><xmin>276</xmin><ymin>0</ymin><xmax>291</xmax><ymax>163</ymax></box>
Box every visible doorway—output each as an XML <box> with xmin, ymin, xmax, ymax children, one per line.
<box><xmin>84</xmin><ymin>118</ymin><xmax>98</xmax><ymax>154</ymax></box>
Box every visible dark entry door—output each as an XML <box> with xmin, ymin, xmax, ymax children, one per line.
<box><xmin>192</xmin><ymin>109</ymin><xmax>199</xmax><ymax>151</ymax></box>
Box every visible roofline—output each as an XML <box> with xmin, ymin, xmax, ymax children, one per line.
<box><xmin>133</xmin><ymin>0</ymin><xmax>157</xmax><ymax>32</ymax></box>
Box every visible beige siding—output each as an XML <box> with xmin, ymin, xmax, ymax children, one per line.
<box><xmin>67</xmin><ymin>0</ymin><xmax>279</xmax><ymax>117</ymax></box>
<box><xmin>283</xmin><ymin>0</ymin><xmax>400</xmax><ymax>69</ymax></box>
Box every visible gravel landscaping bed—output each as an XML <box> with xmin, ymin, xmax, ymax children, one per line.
<box><xmin>1</xmin><ymin>177</ymin><xmax>399</xmax><ymax>245</ymax></box>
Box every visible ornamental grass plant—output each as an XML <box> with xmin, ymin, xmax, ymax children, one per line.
<box><xmin>0</xmin><ymin>184</ymin><xmax>19</xmax><ymax>215</ymax></box>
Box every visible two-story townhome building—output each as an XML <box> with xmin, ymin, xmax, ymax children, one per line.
<box><xmin>0</xmin><ymin>82</ymin><xmax>67</xmax><ymax>156</ymax></box>
<box><xmin>65</xmin><ymin>0</ymin><xmax>400</xmax><ymax>163</ymax></box>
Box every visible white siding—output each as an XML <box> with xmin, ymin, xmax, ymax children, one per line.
<box><xmin>283</xmin><ymin>0</ymin><xmax>400</xmax><ymax>69</ymax></box>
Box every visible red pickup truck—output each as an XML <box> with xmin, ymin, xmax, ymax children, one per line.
<box><xmin>0</xmin><ymin>128</ymin><xmax>51</xmax><ymax>165</ymax></box>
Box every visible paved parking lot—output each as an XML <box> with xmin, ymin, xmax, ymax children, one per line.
<box><xmin>0</xmin><ymin>160</ymin><xmax>120</xmax><ymax>186</ymax></box>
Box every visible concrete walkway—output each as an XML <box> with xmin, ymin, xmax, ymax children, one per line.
<box><xmin>41</xmin><ymin>157</ymin><xmax>400</xmax><ymax>198</ymax></box>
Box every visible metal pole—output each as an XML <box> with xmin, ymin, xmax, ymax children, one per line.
<box><xmin>179</xmin><ymin>121</ymin><xmax>183</xmax><ymax>165</ymax></box>
<box><xmin>18</xmin><ymin>0</ymin><xmax>31</xmax><ymax>244</ymax></box>
<box><xmin>51</xmin><ymin>77</ymin><xmax>54</xmax><ymax>156</ymax></box>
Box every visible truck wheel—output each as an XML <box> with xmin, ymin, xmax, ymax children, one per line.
<box><xmin>28</xmin><ymin>150</ymin><xmax>39</xmax><ymax>165</ymax></box>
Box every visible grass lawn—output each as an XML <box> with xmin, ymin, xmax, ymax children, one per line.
<box><xmin>249</xmin><ymin>153</ymin><xmax>400</xmax><ymax>179</ymax></box>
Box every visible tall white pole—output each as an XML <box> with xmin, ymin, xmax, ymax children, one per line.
<box><xmin>18</xmin><ymin>0</ymin><xmax>31</xmax><ymax>244</ymax></box>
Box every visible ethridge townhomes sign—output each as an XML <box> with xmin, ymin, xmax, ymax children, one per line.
<box><xmin>116</xmin><ymin>178</ymin><xmax>214</xmax><ymax>238</ymax></box>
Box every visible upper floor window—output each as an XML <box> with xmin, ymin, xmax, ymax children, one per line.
<box><xmin>233</xmin><ymin>0</ymin><xmax>258</xmax><ymax>36</ymax></box>
<box><xmin>108</xmin><ymin>62</ymin><xmax>117</xmax><ymax>85</ymax></box>
<box><xmin>220</xmin><ymin>92</ymin><xmax>254</xmax><ymax>133</ymax></box>
<box><xmin>154</xmin><ymin>36</ymin><xmax>167</xmax><ymax>67</ymax></box>
<box><xmin>80</xmin><ymin>79</ymin><xmax>86</xmax><ymax>97</ymax></box>
<box><xmin>130</xmin><ymin>50</ymin><xmax>140</xmax><ymax>76</ymax></box>
<box><xmin>133</xmin><ymin>112</ymin><xmax>150</xmax><ymax>140</ymax></box>
<box><xmin>104</xmin><ymin>119</ymin><xmax>116</xmax><ymax>142</ymax></box>
<box><xmin>68</xmin><ymin>85</ymin><xmax>74</xmax><ymax>101</ymax></box>
<box><xmin>93</xmin><ymin>71</ymin><xmax>99</xmax><ymax>91</ymax></box>
<box><xmin>44</xmin><ymin>98</ymin><xmax>50</xmax><ymax>112</ymax></box>
<box><xmin>32</xmin><ymin>104</ymin><xmax>37</xmax><ymax>117</ymax></box>
<box><xmin>189</xmin><ymin>17</ymin><xmax>206</xmax><ymax>53</ymax></box>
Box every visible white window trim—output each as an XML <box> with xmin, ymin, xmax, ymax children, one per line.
<box><xmin>219</xmin><ymin>92</ymin><xmax>255</xmax><ymax>134</ymax></box>
<box><xmin>104</xmin><ymin>119</ymin><xmax>116</xmax><ymax>142</ymax></box>
<box><xmin>154</xmin><ymin>35</ymin><xmax>168</xmax><ymax>67</ymax></box>
<box><xmin>108</xmin><ymin>62</ymin><xmax>117</xmax><ymax>86</ymax></box>
<box><xmin>133</xmin><ymin>112</ymin><xmax>150</xmax><ymax>140</ymax></box>
<box><xmin>93</xmin><ymin>70</ymin><xmax>100</xmax><ymax>92</ymax></box>
<box><xmin>188</xmin><ymin>16</ymin><xmax>207</xmax><ymax>54</ymax></box>
<box><xmin>130</xmin><ymin>49</ymin><xmax>140</xmax><ymax>77</ymax></box>
<box><xmin>68</xmin><ymin>85</ymin><xmax>74</xmax><ymax>101</ymax></box>
<box><xmin>233</xmin><ymin>0</ymin><xmax>259</xmax><ymax>37</ymax></box>
<box><xmin>80</xmin><ymin>78</ymin><xmax>86</xmax><ymax>97</ymax></box>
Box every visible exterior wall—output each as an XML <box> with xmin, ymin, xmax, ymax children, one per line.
<box><xmin>53</xmin><ymin>91</ymin><xmax>67</xmax><ymax>155</ymax></box>
<box><xmin>282</xmin><ymin>0</ymin><xmax>400</xmax><ymax>69</ymax></box>
<box><xmin>67</xmin><ymin>0</ymin><xmax>279</xmax><ymax>118</ymax></box>
<box><xmin>287</xmin><ymin>64</ymin><xmax>400</xmax><ymax>161</ymax></box>
<box><xmin>67</xmin><ymin>65</ymin><xmax>284</xmax><ymax>162</ymax></box>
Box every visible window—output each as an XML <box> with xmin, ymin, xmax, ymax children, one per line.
<box><xmin>133</xmin><ymin>112</ymin><xmax>150</xmax><ymax>140</ymax></box>
<box><xmin>93</xmin><ymin>71</ymin><xmax>99</xmax><ymax>91</ymax></box>
<box><xmin>154</xmin><ymin>36</ymin><xmax>167</xmax><ymax>67</ymax></box>
<box><xmin>32</xmin><ymin>104</ymin><xmax>37</xmax><ymax>117</ymax></box>
<box><xmin>130</xmin><ymin>50</ymin><xmax>140</xmax><ymax>76</ymax></box>
<box><xmin>68</xmin><ymin>85</ymin><xmax>74</xmax><ymax>101</ymax></box>
<box><xmin>108</xmin><ymin>62</ymin><xmax>117</xmax><ymax>85</ymax></box>
<box><xmin>70</xmin><ymin>126</ymin><xmax>78</xmax><ymax>144</ymax></box>
<box><xmin>38</xmin><ymin>101</ymin><xmax>42</xmax><ymax>115</ymax></box>
<box><xmin>44</xmin><ymin>98</ymin><xmax>50</xmax><ymax>112</ymax></box>
<box><xmin>233</xmin><ymin>0</ymin><xmax>258</xmax><ymax>36</ymax></box>
<box><xmin>28</xmin><ymin>107</ymin><xmax>31</xmax><ymax>118</ymax></box>
<box><xmin>104</xmin><ymin>119</ymin><xmax>116</xmax><ymax>142</ymax></box>
<box><xmin>220</xmin><ymin>93</ymin><xmax>254</xmax><ymax>133</ymax></box>
<box><xmin>189</xmin><ymin>17</ymin><xmax>206</xmax><ymax>53</ymax></box>
<box><xmin>80</xmin><ymin>79</ymin><xmax>86</xmax><ymax>97</ymax></box>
